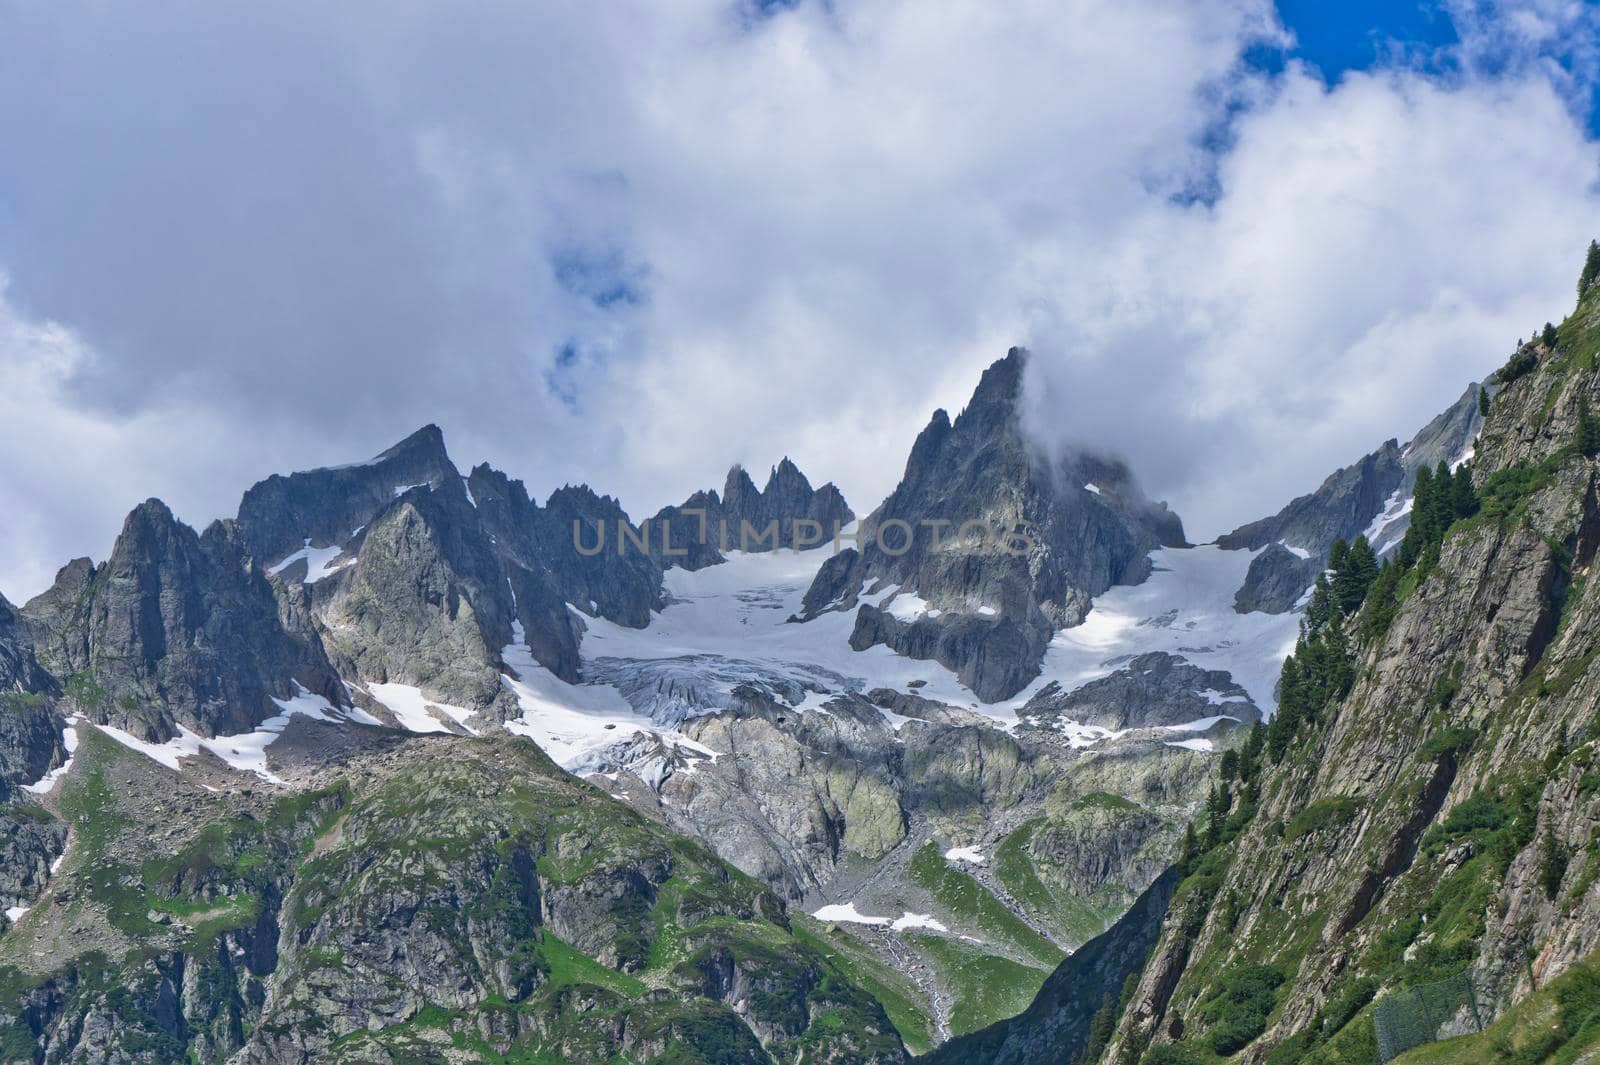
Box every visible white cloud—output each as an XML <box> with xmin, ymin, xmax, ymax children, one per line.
<box><xmin>0</xmin><ymin>0</ymin><xmax>1597</xmax><ymax>598</ymax></box>
<box><xmin>1022</xmin><ymin>64</ymin><xmax>1600</xmax><ymax>533</ymax></box>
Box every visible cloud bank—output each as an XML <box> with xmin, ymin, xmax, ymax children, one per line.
<box><xmin>1</xmin><ymin>0</ymin><xmax>1598</xmax><ymax>599</ymax></box>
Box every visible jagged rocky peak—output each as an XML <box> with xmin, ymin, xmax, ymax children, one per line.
<box><xmin>21</xmin><ymin>557</ymin><xmax>95</xmax><ymax>679</ymax></box>
<box><xmin>725</xmin><ymin>456</ymin><xmax>855</xmax><ymax>544</ymax></box>
<box><xmin>803</xmin><ymin>346</ymin><xmax>1185</xmax><ymax>702</ymax></box>
<box><xmin>542</xmin><ymin>483</ymin><xmax>665</xmax><ymax>628</ymax></box>
<box><xmin>1222</xmin><ymin>381</ymin><xmax>1484</xmax><ymax>613</ymax></box>
<box><xmin>648</xmin><ymin>457</ymin><xmax>856</xmax><ymax>571</ymax></box>
<box><xmin>19</xmin><ymin>498</ymin><xmax>344</xmax><ymax>742</ymax></box>
<box><xmin>0</xmin><ymin>592</ymin><xmax>56</xmax><ymax>698</ymax></box>
<box><xmin>316</xmin><ymin>471</ymin><xmax>522</xmax><ymax>710</ymax></box>
<box><xmin>722</xmin><ymin>463</ymin><xmax>761</xmax><ymax>516</ymax></box>
<box><xmin>466</xmin><ymin>463</ymin><xmax>663</xmax><ymax>635</ymax></box>
<box><xmin>235</xmin><ymin>422</ymin><xmax>461</xmax><ymax>566</ymax></box>
<box><xmin>0</xmin><ymin>590</ymin><xmax>66</xmax><ymax>805</ymax></box>
<box><xmin>1218</xmin><ymin>439</ymin><xmax>1406</xmax><ymax>558</ymax></box>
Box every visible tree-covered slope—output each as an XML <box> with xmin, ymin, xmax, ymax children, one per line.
<box><xmin>1070</xmin><ymin>252</ymin><xmax>1600</xmax><ymax>1065</ymax></box>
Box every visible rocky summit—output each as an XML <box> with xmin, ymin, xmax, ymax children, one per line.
<box><xmin>5</xmin><ymin>270</ymin><xmax>1600</xmax><ymax>1065</ymax></box>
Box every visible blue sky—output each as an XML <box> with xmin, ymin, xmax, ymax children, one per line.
<box><xmin>1274</xmin><ymin>0</ymin><xmax>1459</xmax><ymax>75</ymax></box>
<box><xmin>1</xmin><ymin>0</ymin><xmax>1599</xmax><ymax>598</ymax></box>
<box><xmin>1272</xmin><ymin>0</ymin><xmax>1600</xmax><ymax>133</ymax></box>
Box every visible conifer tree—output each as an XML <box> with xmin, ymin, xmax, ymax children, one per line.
<box><xmin>1334</xmin><ymin>535</ymin><xmax>1378</xmax><ymax>615</ymax></box>
<box><xmin>1077</xmin><ymin>997</ymin><xmax>1118</xmax><ymax>1065</ymax></box>
<box><xmin>1426</xmin><ymin>460</ymin><xmax>1454</xmax><ymax>536</ymax></box>
<box><xmin>1580</xmin><ymin>397</ymin><xmax>1600</xmax><ymax>458</ymax></box>
<box><xmin>1306</xmin><ymin>573</ymin><xmax>1334</xmax><ymax>631</ymax></box>
<box><xmin>1403</xmin><ymin>464</ymin><xmax>1435</xmax><ymax>555</ymax></box>
<box><xmin>1268</xmin><ymin>697</ymin><xmax>1298</xmax><ymax>763</ymax></box>
<box><xmin>1180</xmin><ymin>822</ymin><xmax>1200</xmax><ymax>871</ymax></box>
<box><xmin>1543</xmin><ymin>322</ymin><xmax>1558</xmax><ymax>348</ymax></box>
<box><xmin>1269</xmin><ymin>655</ymin><xmax>1303</xmax><ymax>762</ymax></box>
<box><xmin>1479</xmin><ymin>386</ymin><xmax>1490</xmax><ymax>418</ymax></box>
<box><xmin>1451</xmin><ymin>464</ymin><xmax>1478</xmax><ymax>519</ymax></box>
<box><xmin>1361</xmin><ymin>559</ymin><xmax>1401</xmax><ymax>640</ymax></box>
<box><xmin>1581</xmin><ymin>239</ymin><xmax>1600</xmax><ymax>301</ymax></box>
<box><xmin>1219</xmin><ymin>748</ymin><xmax>1240</xmax><ymax>783</ymax></box>
<box><xmin>1397</xmin><ymin>525</ymin><xmax>1420</xmax><ymax>570</ymax></box>
<box><xmin>1205</xmin><ymin>783</ymin><xmax>1231</xmax><ymax>845</ymax></box>
<box><xmin>1241</xmin><ymin>723</ymin><xmax>1265</xmax><ymax>782</ymax></box>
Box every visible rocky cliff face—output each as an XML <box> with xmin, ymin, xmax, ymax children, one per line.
<box><xmin>1223</xmin><ymin>384</ymin><xmax>1484</xmax><ymax>613</ymax></box>
<box><xmin>234</xmin><ymin>423</ymin><xmax>461</xmax><ymax>565</ymax></box>
<box><xmin>0</xmin><ymin>595</ymin><xmax>55</xmax><ymax>700</ymax></box>
<box><xmin>1019</xmin><ymin>652</ymin><xmax>1258</xmax><ymax>731</ymax></box>
<box><xmin>17</xmin><ymin>558</ymin><xmax>94</xmax><ymax>681</ymax></box>
<box><xmin>974</xmin><ymin>282</ymin><xmax>1600</xmax><ymax>1065</ymax></box>
<box><xmin>0</xmin><ymin>607</ymin><xmax>65</xmax><ymax>802</ymax></box>
<box><xmin>19</xmin><ymin>500</ymin><xmax>344</xmax><ymax>742</ymax></box>
<box><xmin>235</xmin><ymin>430</ymin><xmax>660</xmax><ymax>701</ymax></box>
<box><xmin>540</xmin><ymin>484</ymin><xmax>665</xmax><ymax>628</ymax></box>
<box><xmin>314</xmin><ymin>479</ymin><xmax>519</xmax><ymax>712</ymax></box>
<box><xmin>1218</xmin><ymin>441</ymin><xmax>1407</xmax><ymax>560</ymax></box>
<box><xmin>0</xmin><ymin>596</ymin><xmax>69</xmax><ymax>929</ymax></box>
<box><xmin>801</xmin><ymin>348</ymin><xmax>1185</xmax><ymax>701</ymax></box>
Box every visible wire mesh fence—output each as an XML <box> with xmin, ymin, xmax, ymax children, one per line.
<box><xmin>1373</xmin><ymin>971</ymin><xmax>1483</xmax><ymax>1063</ymax></box>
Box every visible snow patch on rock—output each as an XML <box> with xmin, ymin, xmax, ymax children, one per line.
<box><xmin>268</xmin><ymin>539</ymin><xmax>351</xmax><ymax>584</ymax></box>
<box><xmin>91</xmin><ymin>684</ymin><xmax>358</xmax><ymax>784</ymax></box>
<box><xmin>366</xmin><ymin>683</ymin><xmax>478</xmax><ymax>735</ymax></box>
<box><xmin>22</xmin><ymin>721</ymin><xmax>80</xmax><ymax>795</ymax></box>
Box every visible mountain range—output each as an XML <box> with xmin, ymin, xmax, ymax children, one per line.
<box><xmin>4</xmin><ymin>256</ymin><xmax>1589</xmax><ymax>1065</ymax></box>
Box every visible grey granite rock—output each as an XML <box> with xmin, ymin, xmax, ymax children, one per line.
<box><xmin>1222</xmin><ymin>383</ymin><xmax>1484</xmax><ymax>612</ymax></box>
<box><xmin>0</xmin><ymin>809</ymin><xmax>67</xmax><ymax>919</ymax></box>
<box><xmin>23</xmin><ymin>500</ymin><xmax>345</xmax><ymax>741</ymax></box>
<box><xmin>1218</xmin><ymin>440</ymin><xmax>1406</xmax><ymax>558</ymax></box>
<box><xmin>850</xmin><ymin>603</ymin><xmax>1053</xmax><ymax>704</ymax></box>
<box><xmin>539</xmin><ymin>483</ymin><xmax>665</xmax><ymax>628</ymax></box>
<box><xmin>649</xmin><ymin>458</ymin><xmax>856</xmax><ymax>570</ymax></box>
<box><xmin>0</xmin><ymin>696</ymin><xmax>66</xmax><ymax>803</ymax></box>
<box><xmin>1232</xmin><ymin>543</ymin><xmax>1320</xmax><ymax>614</ymax></box>
<box><xmin>797</xmin><ymin>547</ymin><xmax>861</xmax><ymax>618</ymax></box>
<box><xmin>1018</xmin><ymin>652</ymin><xmax>1259</xmax><ymax>731</ymax></box>
<box><xmin>20</xmin><ymin>558</ymin><xmax>94</xmax><ymax>680</ymax></box>
<box><xmin>800</xmin><ymin>348</ymin><xmax>1185</xmax><ymax>701</ymax></box>
<box><xmin>316</xmin><ymin>479</ymin><xmax>515</xmax><ymax>711</ymax></box>
<box><xmin>468</xmin><ymin>462</ymin><xmax>664</xmax><ymax>635</ymax></box>
<box><xmin>0</xmin><ymin>593</ymin><xmax>56</xmax><ymax>699</ymax></box>
<box><xmin>235</xmin><ymin>424</ymin><xmax>460</xmax><ymax>566</ymax></box>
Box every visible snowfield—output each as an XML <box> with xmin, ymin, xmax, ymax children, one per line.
<box><xmin>504</xmin><ymin>541</ymin><xmax>1298</xmax><ymax>770</ymax></box>
<box><xmin>1016</xmin><ymin>545</ymin><xmax>1300</xmax><ymax>714</ymax></box>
